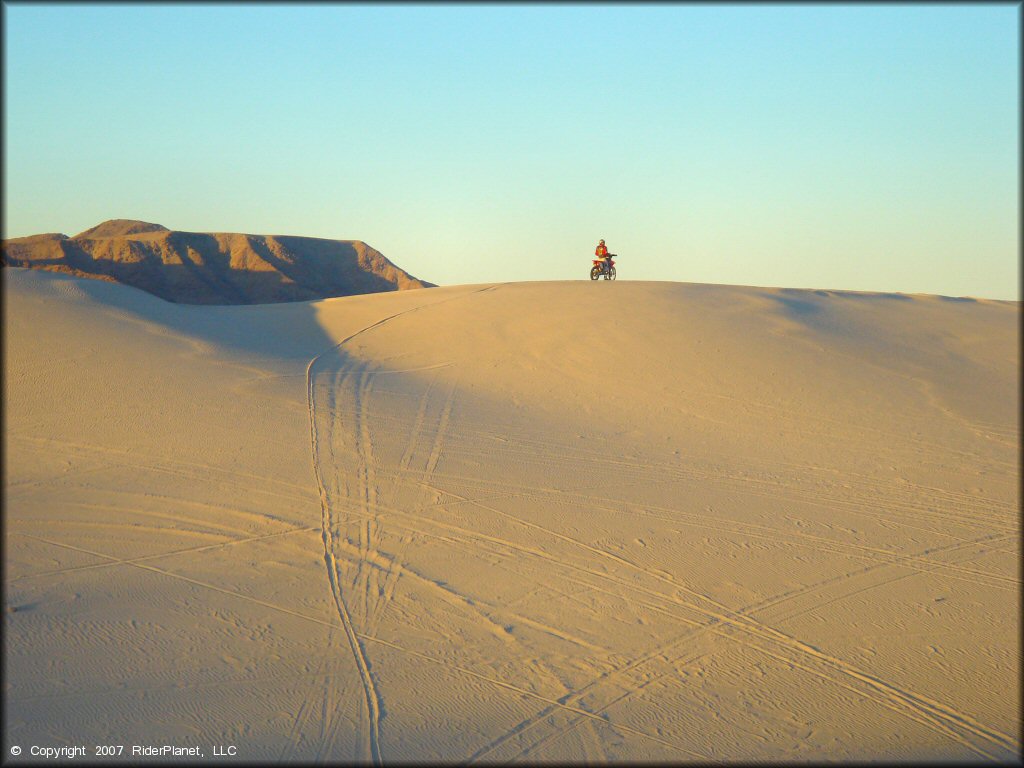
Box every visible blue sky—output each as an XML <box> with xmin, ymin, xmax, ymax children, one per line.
<box><xmin>3</xmin><ymin>3</ymin><xmax>1019</xmax><ymax>298</ymax></box>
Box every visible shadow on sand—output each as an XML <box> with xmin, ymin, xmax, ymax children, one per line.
<box><xmin>5</xmin><ymin>266</ymin><xmax>340</xmax><ymax>364</ymax></box>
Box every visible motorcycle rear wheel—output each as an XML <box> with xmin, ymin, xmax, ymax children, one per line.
<box><xmin>590</xmin><ymin>266</ymin><xmax>602</xmax><ymax>280</ymax></box>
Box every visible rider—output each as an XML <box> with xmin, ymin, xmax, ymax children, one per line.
<box><xmin>595</xmin><ymin>239</ymin><xmax>614</xmax><ymax>274</ymax></box>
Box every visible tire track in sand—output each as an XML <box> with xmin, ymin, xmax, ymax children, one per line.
<box><xmin>305</xmin><ymin>447</ymin><xmax>1023</xmax><ymax>763</ymax></box>
<box><xmin>413</xmin><ymin>489</ymin><xmax>1017</xmax><ymax>761</ymax></box>
<box><xmin>305</xmin><ymin>286</ymin><xmax>500</xmax><ymax>763</ymax></box>
<box><xmin>388</xmin><ymin>372</ymin><xmax>608</xmax><ymax>762</ymax></box>
<box><xmin>309</xmin><ymin>335</ymin><xmax>404</xmax><ymax>765</ymax></box>
<box><xmin>1</xmin><ymin>532</ymin><xmax>769</xmax><ymax>761</ymax></box>
<box><xmin>468</xmin><ymin>529</ymin><xmax>1010</xmax><ymax>762</ymax></box>
<box><xmin>360</xmin><ymin>374</ymin><xmax>440</xmax><ymax>639</ymax></box>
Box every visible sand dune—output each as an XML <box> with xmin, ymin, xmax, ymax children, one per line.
<box><xmin>4</xmin><ymin>268</ymin><xmax>1019</xmax><ymax>762</ymax></box>
<box><xmin>2</xmin><ymin>220</ymin><xmax>432</xmax><ymax>304</ymax></box>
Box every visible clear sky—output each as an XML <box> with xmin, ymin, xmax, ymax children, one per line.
<box><xmin>3</xmin><ymin>3</ymin><xmax>1019</xmax><ymax>298</ymax></box>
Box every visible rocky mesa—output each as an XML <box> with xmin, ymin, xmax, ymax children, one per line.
<box><xmin>1</xmin><ymin>219</ymin><xmax>433</xmax><ymax>304</ymax></box>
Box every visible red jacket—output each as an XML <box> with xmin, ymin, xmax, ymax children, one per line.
<box><xmin>595</xmin><ymin>243</ymin><xmax>608</xmax><ymax>257</ymax></box>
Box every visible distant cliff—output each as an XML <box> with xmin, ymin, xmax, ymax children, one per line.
<box><xmin>2</xmin><ymin>219</ymin><xmax>434</xmax><ymax>304</ymax></box>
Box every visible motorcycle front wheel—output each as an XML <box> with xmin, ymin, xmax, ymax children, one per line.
<box><xmin>605</xmin><ymin>267</ymin><xmax>616</xmax><ymax>280</ymax></box>
<box><xmin>590</xmin><ymin>266</ymin><xmax>602</xmax><ymax>280</ymax></box>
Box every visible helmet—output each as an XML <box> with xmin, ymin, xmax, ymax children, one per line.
<box><xmin>599</xmin><ymin>239</ymin><xmax>605</xmax><ymax>244</ymax></box>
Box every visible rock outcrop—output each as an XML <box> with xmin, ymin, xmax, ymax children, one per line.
<box><xmin>2</xmin><ymin>220</ymin><xmax>433</xmax><ymax>304</ymax></box>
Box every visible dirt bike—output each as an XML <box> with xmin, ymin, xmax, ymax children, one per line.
<box><xmin>590</xmin><ymin>256</ymin><xmax>616</xmax><ymax>280</ymax></box>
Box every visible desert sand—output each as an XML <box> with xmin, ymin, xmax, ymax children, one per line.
<box><xmin>4</xmin><ymin>267</ymin><xmax>1020</xmax><ymax>762</ymax></box>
